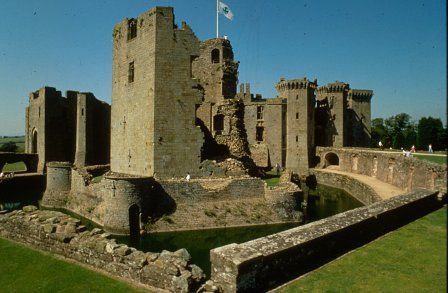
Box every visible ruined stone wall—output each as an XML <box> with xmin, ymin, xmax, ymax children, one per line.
<box><xmin>277</xmin><ymin>78</ymin><xmax>317</xmax><ymax>175</ymax></box>
<box><xmin>210</xmin><ymin>189</ymin><xmax>444</xmax><ymax>292</ymax></box>
<box><xmin>75</xmin><ymin>93</ymin><xmax>110</xmax><ymax>167</ymax></box>
<box><xmin>244</xmin><ymin>96</ymin><xmax>285</xmax><ymax>168</ymax></box>
<box><xmin>111</xmin><ymin>7</ymin><xmax>203</xmax><ymax>178</ymax></box>
<box><xmin>315</xmin><ymin>147</ymin><xmax>447</xmax><ymax>193</ymax></box>
<box><xmin>0</xmin><ymin>207</ymin><xmax>205</xmax><ymax>292</ymax></box>
<box><xmin>25</xmin><ymin>87</ymin><xmax>74</xmax><ymax>171</ymax></box>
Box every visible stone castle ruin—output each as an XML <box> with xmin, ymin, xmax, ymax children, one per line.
<box><xmin>23</xmin><ymin>6</ymin><xmax>373</xmax><ymax>234</ymax></box>
<box><xmin>2</xmin><ymin>5</ymin><xmax>446</xmax><ymax>292</ymax></box>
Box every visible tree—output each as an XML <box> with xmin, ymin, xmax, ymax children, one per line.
<box><xmin>417</xmin><ymin>117</ymin><xmax>445</xmax><ymax>150</ymax></box>
<box><xmin>384</xmin><ymin>113</ymin><xmax>414</xmax><ymax>149</ymax></box>
<box><xmin>371</xmin><ymin>118</ymin><xmax>390</xmax><ymax>147</ymax></box>
<box><xmin>0</xmin><ymin>141</ymin><xmax>18</xmax><ymax>153</ymax></box>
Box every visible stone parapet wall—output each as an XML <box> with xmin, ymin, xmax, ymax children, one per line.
<box><xmin>158</xmin><ymin>177</ymin><xmax>265</xmax><ymax>204</ymax></box>
<box><xmin>0</xmin><ymin>207</ymin><xmax>205</xmax><ymax>292</ymax></box>
<box><xmin>210</xmin><ymin>189</ymin><xmax>444</xmax><ymax>292</ymax></box>
<box><xmin>313</xmin><ymin>169</ymin><xmax>381</xmax><ymax>204</ymax></box>
<box><xmin>316</xmin><ymin>147</ymin><xmax>447</xmax><ymax>193</ymax></box>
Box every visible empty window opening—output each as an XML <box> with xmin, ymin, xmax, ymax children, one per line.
<box><xmin>127</xmin><ymin>19</ymin><xmax>137</xmax><ymax>40</ymax></box>
<box><xmin>38</xmin><ymin>107</ymin><xmax>41</xmax><ymax>118</ymax></box>
<box><xmin>211</xmin><ymin>49</ymin><xmax>220</xmax><ymax>63</ymax></box>
<box><xmin>223</xmin><ymin>47</ymin><xmax>233</xmax><ymax>60</ymax></box>
<box><xmin>296</xmin><ymin>136</ymin><xmax>298</xmax><ymax>142</ymax></box>
<box><xmin>213</xmin><ymin>114</ymin><xmax>224</xmax><ymax>135</ymax></box>
<box><xmin>81</xmin><ymin>108</ymin><xmax>84</xmax><ymax>116</ymax></box>
<box><xmin>128</xmin><ymin>62</ymin><xmax>135</xmax><ymax>83</ymax></box>
<box><xmin>257</xmin><ymin>106</ymin><xmax>264</xmax><ymax>120</ymax></box>
<box><xmin>296</xmin><ymin>94</ymin><xmax>299</xmax><ymax>100</ymax></box>
<box><xmin>296</xmin><ymin>113</ymin><xmax>299</xmax><ymax>119</ymax></box>
<box><xmin>256</xmin><ymin>126</ymin><xmax>264</xmax><ymax>142</ymax></box>
<box><xmin>32</xmin><ymin>129</ymin><xmax>38</xmax><ymax>154</ymax></box>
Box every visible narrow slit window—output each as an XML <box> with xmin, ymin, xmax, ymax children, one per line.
<box><xmin>257</xmin><ymin>106</ymin><xmax>264</xmax><ymax>120</ymax></box>
<box><xmin>296</xmin><ymin>113</ymin><xmax>299</xmax><ymax>119</ymax></box>
<box><xmin>128</xmin><ymin>62</ymin><xmax>135</xmax><ymax>83</ymax></box>
<box><xmin>127</xmin><ymin>19</ymin><xmax>137</xmax><ymax>40</ymax></box>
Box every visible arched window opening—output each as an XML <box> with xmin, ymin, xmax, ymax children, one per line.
<box><xmin>211</xmin><ymin>49</ymin><xmax>220</xmax><ymax>64</ymax></box>
<box><xmin>32</xmin><ymin>129</ymin><xmax>38</xmax><ymax>154</ymax></box>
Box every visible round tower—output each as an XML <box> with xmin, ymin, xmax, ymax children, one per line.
<box><xmin>41</xmin><ymin>161</ymin><xmax>72</xmax><ymax>208</ymax></box>
<box><xmin>102</xmin><ymin>174</ymin><xmax>152</xmax><ymax>235</ymax></box>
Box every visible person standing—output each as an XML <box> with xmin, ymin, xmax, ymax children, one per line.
<box><xmin>428</xmin><ymin>144</ymin><xmax>433</xmax><ymax>153</ymax></box>
<box><xmin>186</xmin><ymin>173</ymin><xmax>191</xmax><ymax>182</ymax></box>
<box><xmin>379</xmin><ymin>140</ymin><xmax>383</xmax><ymax>150</ymax></box>
<box><xmin>411</xmin><ymin>145</ymin><xmax>416</xmax><ymax>153</ymax></box>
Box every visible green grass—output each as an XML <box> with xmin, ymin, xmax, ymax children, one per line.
<box><xmin>0</xmin><ymin>136</ymin><xmax>25</xmax><ymax>153</ymax></box>
<box><xmin>0</xmin><ymin>237</ymin><xmax>148</xmax><ymax>292</ymax></box>
<box><xmin>276</xmin><ymin>206</ymin><xmax>447</xmax><ymax>292</ymax></box>
<box><xmin>263</xmin><ymin>170</ymin><xmax>282</xmax><ymax>187</ymax></box>
<box><xmin>413</xmin><ymin>153</ymin><xmax>447</xmax><ymax>165</ymax></box>
<box><xmin>2</xmin><ymin>161</ymin><xmax>27</xmax><ymax>172</ymax></box>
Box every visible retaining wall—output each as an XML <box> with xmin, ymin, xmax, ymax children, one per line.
<box><xmin>0</xmin><ymin>207</ymin><xmax>205</xmax><ymax>292</ymax></box>
<box><xmin>210</xmin><ymin>189</ymin><xmax>444</xmax><ymax>292</ymax></box>
<box><xmin>313</xmin><ymin>169</ymin><xmax>382</xmax><ymax>204</ymax></box>
<box><xmin>315</xmin><ymin>147</ymin><xmax>446</xmax><ymax>193</ymax></box>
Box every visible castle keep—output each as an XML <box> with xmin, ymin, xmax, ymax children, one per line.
<box><xmin>22</xmin><ymin>6</ymin><xmax>374</xmax><ymax>234</ymax></box>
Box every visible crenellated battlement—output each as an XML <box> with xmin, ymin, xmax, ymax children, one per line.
<box><xmin>349</xmin><ymin>89</ymin><xmax>373</xmax><ymax>100</ymax></box>
<box><xmin>317</xmin><ymin>81</ymin><xmax>350</xmax><ymax>93</ymax></box>
<box><xmin>275</xmin><ymin>77</ymin><xmax>318</xmax><ymax>92</ymax></box>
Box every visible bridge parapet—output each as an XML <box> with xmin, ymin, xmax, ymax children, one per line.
<box><xmin>315</xmin><ymin>147</ymin><xmax>446</xmax><ymax>194</ymax></box>
<box><xmin>0</xmin><ymin>152</ymin><xmax>39</xmax><ymax>173</ymax></box>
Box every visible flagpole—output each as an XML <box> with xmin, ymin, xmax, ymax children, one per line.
<box><xmin>216</xmin><ymin>0</ymin><xmax>219</xmax><ymax>38</ymax></box>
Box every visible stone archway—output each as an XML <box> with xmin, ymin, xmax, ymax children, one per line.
<box><xmin>324</xmin><ymin>152</ymin><xmax>339</xmax><ymax>168</ymax></box>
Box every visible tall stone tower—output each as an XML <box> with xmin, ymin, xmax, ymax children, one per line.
<box><xmin>276</xmin><ymin>78</ymin><xmax>317</xmax><ymax>175</ymax></box>
<box><xmin>316</xmin><ymin>81</ymin><xmax>349</xmax><ymax>147</ymax></box>
<box><xmin>111</xmin><ymin>7</ymin><xmax>203</xmax><ymax>178</ymax></box>
<box><xmin>347</xmin><ymin>89</ymin><xmax>373</xmax><ymax>147</ymax></box>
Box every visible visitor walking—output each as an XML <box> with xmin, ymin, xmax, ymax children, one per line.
<box><xmin>186</xmin><ymin>173</ymin><xmax>191</xmax><ymax>182</ymax></box>
<box><xmin>410</xmin><ymin>145</ymin><xmax>416</xmax><ymax>153</ymax></box>
<box><xmin>378</xmin><ymin>140</ymin><xmax>383</xmax><ymax>150</ymax></box>
<box><xmin>428</xmin><ymin>144</ymin><xmax>433</xmax><ymax>153</ymax></box>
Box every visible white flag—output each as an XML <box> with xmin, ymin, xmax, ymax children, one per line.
<box><xmin>218</xmin><ymin>1</ymin><xmax>234</xmax><ymax>20</ymax></box>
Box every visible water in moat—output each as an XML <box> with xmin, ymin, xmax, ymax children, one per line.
<box><xmin>117</xmin><ymin>184</ymin><xmax>363</xmax><ymax>277</ymax></box>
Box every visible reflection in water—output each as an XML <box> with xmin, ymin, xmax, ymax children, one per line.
<box><xmin>118</xmin><ymin>184</ymin><xmax>362</xmax><ymax>277</ymax></box>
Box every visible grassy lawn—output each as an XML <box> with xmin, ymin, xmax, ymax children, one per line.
<box><xmin>2</xmin><ymin>161</ymin><xmax>27</xmax><ymax>172</ymax></box>
<box><xmin>263</xmin><ymin>170</ymin><xmax>282</xmax><ymax>187</ymax></box>
<box><xmin>275</xmin><ymin>206</ymin><xmax>447</xmax><ymax>292</ymax></box>
<box><xmin>0</xmin><ymin>237</ymin><xmax>148</xmax><ymax>292</ymax></box>
<box><xmin>413</xmin><ymin>153</ymin><xmax>446</xmax><ymax>165</ymax></box>
<box><xmin>0</xmin><ymin>136</ymin><xmax>25</xmax><ymax>153</ymax></box>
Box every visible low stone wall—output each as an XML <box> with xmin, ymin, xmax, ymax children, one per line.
<box><xmin>313</xmin><ymin>169</ymin><xmax>382</xmax><ymax>204</ymax></box>
<box><xmin>0</xmin><ymin>152</ymin><xmax>38</xmax><ymax>173</ymax></box>
<box><xmin>158</xmin><ymin>177</ymin><xmax>264</xmax><ymax>204</ymax></box>
<box><xmin>315</xmin><ymin>147</ymin><xmax>446</xmax><ymax>193</ymax></box>
<box><xmin>0</xmin><ymin>207</ymin><xmax>205</xmax><ymax>292</ymax></box>
<box><xmin>210</xmin><ymin>189</ymin><xmax>444</xmax><ymax>292</ymax></box>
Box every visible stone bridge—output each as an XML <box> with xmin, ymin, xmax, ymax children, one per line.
<box><xmin>0</xmin><ymin>152</ymin><xmax>38</xmax><ymax>173</ymax></box>
<box><xmin>315</xmin><ymin>147</ymin><xmax>446</xmax><ymax>194</ymax></box>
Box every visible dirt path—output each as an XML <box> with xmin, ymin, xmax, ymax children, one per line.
<box><xmin>319</xmin><ymin>167</ymin><xmax>405</xmax><ymax>200</ymax></box>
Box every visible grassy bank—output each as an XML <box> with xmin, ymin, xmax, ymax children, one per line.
<box><xmin>0</xmin><ymin>238</ymin><xmax>147</xmax><ymax>292</ymax></box>
<box><xmin>2</xmin><ymin>161</ymin><xmax>27</xmax><ymax>172</ymax></box>
<box><xmin>413</xmin><ymin>153</ymin><xmax>446</xmax><ymax>165</ymax></box>
<box><xmin>275</xmin><ymin>206</ymin><xmax>447</xmax><ymax>292</ymax></box>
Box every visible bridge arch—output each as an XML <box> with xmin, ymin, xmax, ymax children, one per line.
<box><xmin>324</xmin><ymin>152</ymin><xmax>339</xmax><ymax>168</ymax></box>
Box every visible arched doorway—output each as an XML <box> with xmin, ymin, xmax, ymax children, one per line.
<box><xmin>129</xmin><ymin>204</ymin><xmax>140</xmax><ymax>244</ymax></box>
<box><xmin>324</xmin><ymin>152</ymin><xmax>339</xmax><ymax>168</ymax></box>
<box><xmin>31</xmin><ymin>129</ymin><xmax>38</xmax><ymax>154</ymax></box>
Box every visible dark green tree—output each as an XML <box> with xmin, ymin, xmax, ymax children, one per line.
<box><xmin>0</xmin><ymin>141</ymin><xmax>18</xmax><ymax>153</ymax></box>
<box><xmin>384</xmin><ymin>113</ymin><xmax>413</xmax><ymax>149</ymax></box>
<box><xmin>417</xmin><ymin>117</ymin><xmax>444</xmax><ymax>150</ymax></box>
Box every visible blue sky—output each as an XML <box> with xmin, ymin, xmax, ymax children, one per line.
<box><xmin>0</xmin><ymin>0</ymin><xmax>446</xmax><ymax>135</ymax></box>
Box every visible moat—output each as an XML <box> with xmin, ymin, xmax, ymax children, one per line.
<box><xmin>117</xmin><ymin>184</ymin><xmax>362</xmax><ymax>276</ymax></box>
